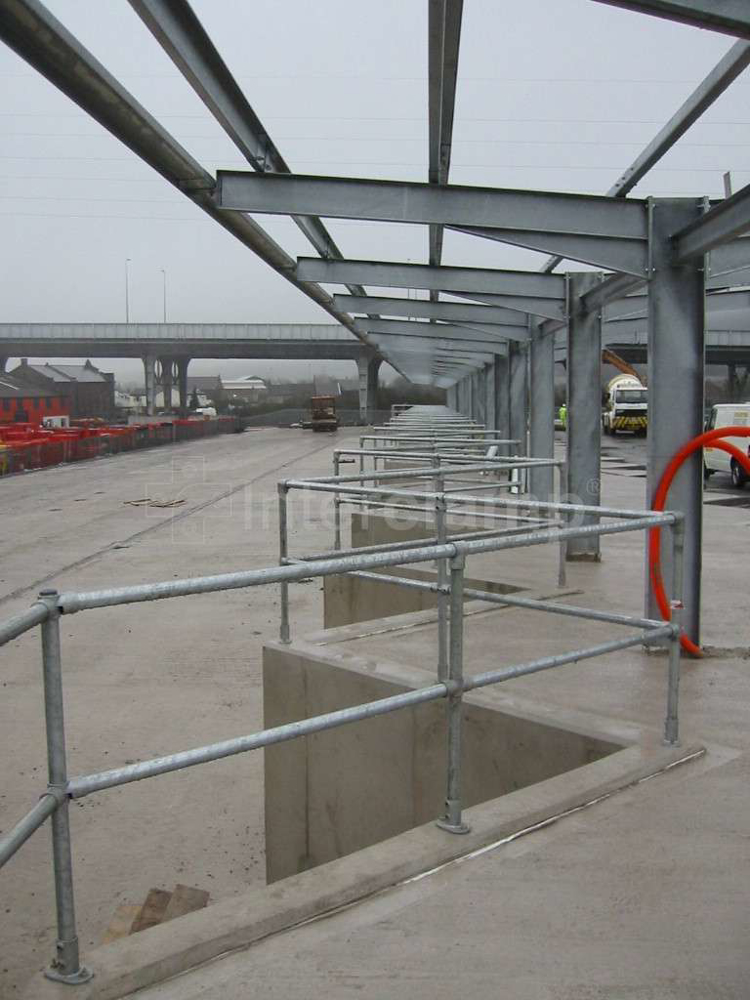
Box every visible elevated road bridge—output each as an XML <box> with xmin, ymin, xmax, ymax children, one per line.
<box><xmin>0</xmin><ymin>323</ymin><xmax>382</xmax><ymax>418</ymax></box>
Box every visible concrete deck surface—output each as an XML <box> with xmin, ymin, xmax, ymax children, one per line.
<box><xmin>142</xmin><ymin>750</ymin><xmax>748</xmax><ymax>1000</ymax></box>
<box><xmin>139</xmin><ymin>437</ymin><xmax>750</xmax><ymax>999</ymax></box>
<box><xmin>2</xmin><ymin>430</ymin><xmax>749</xmax><ymax>997</ymax></box>
<box><xmin>0</xmin><ymin>427</ymin><xmax>353</xmax><ymax>994</ymax></box>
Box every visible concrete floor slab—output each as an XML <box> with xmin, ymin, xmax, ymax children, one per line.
<box><xmin>3</xmin><ymin>430</ymin><xmax>749</xmax><ymax>998</ymax></box>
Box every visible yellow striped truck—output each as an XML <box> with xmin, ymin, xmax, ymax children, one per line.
<box><xmin>602</xmin><ymin>375</ymin><xmax>648</xmax><ymax>436</ymax></box>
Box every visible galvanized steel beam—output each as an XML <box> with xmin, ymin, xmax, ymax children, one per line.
<box><xmin>541</xmin><ymin>38</ymin><xmax>750</xmax><ymax>272</ymax></box>
<box><xmin>509</xmin><ymin>342</ymin><xmax>528</xmax><ymax>456</ymax></box>
<box><xmin>367</xmin><ymin>332</ymin><xmax>508</xmax><ymax>355</ymax></box>
<box><xmin>333</xmin><ymin>294</ymin><xmax>530</xmax><ymax>327</ymax></box>
<box><xmin>298</xmin><ymin>257</ymin><xmax>564</xmax><ymax>299</ymax></box>
<box><xmin>565</xmin><ymin>273</ymin><xmax>603</xmax><ymax>560</ymax></box>
<box><xmin>354</xmin><ymin>318</ymin><xmax>528</xmax><ymax>342</ymax></box>
<box><xmin>428</xmin><ymin>0</ymin><xmax>463</xmax><ymax>268</ymax></box>
<box><xmin>647</xmin><ymin>199</ymin><xmax>705</xmax><ymax>641</ymax></box>
<box><xmin>0</xmin><ymin>0</ymin><xmax>377</xmax><ymax>354</ymax></box>
<box><xmin>590</xmin><ymin>1</ymin><xmax>750</xmax><ymax>39</ymax></box>
<box><xmin>528</xmin><ymin>325</ymin><xmax>556</xmax><ymax>501</ymax></box>
<box><xmin>674</xmin><ymin>184</ymin><xmax>750</xmax><ymax>261</ymax></box>
<box><xmin>129</xmin><ymin>0</ymin><xmax>352</xmax><ymax>269</ymax></box>
<box><xmin>217</xmin><ymin>173</ymin><xmax>648</xmax><ymax>274</ymax></box>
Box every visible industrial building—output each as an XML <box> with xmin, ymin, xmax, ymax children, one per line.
<box><xmin>0</xmin><ymin>372</ymin><xmax>67</xmax><ymax>424</ymax></box>
<box><xmin>11</xmin><ymin>359</ymin><xmax>115</xmax><ymax>420</ymax></box>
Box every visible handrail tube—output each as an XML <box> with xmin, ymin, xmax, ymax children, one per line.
<box><xmin>462</xmin><ymin>587</ymin><xmax>666</xmax><ymax>630</ymax></box>
<box><xmin>66</xmin><ymin>683</ymin><xmax>448</xmax><ymax>798</ymax></box>
<box><xmin>66</xmin><ymin>623</ymin><xmax>673</xmax><ymax>800</ymax></box>
<box><xmin>287</xmin><ymin>518</ymin><xmax>555</xmax><ymax>564</ymax></box>
<box><xmin>464</xmin><ymin>626</ymin><xmax>675</xmax><ymax>693</ymax></box>
<box><xmin>0</xmin><ymin>793</ymin><xmax>60</xmax><ymax>869</ymax></box>
<box><xmin>285</xmin><ymin>479</ymin><xmax>672</xmax><ymax>520</ymax></box>
<box><xmin>0</xmin><ymin>602</ymin><xmax>49</xmax><ymax>648</ymax></box>
<box><xmin>56</xmin><ymin>515</ymin><xmax>674</xmax><ymax>615</ymax></box>
<box><xmin>291</xmin><ymin>461</ymin><xmax>524</xmax><ymax>486</ymax></box>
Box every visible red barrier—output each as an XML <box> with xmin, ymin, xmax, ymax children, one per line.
<box><xmin>0</xmin><ymin>417</ymin><xmax>240</xmax><ymax>476</ymax></box>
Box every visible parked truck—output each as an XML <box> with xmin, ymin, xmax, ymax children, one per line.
<box><xmin>310</xmin><ymin>395</ymin><xmax>339</xmax><ymax>432</ymax></box>
<box><xmin>602</xmin><ymin>374</ymin><xmax>648</xmax><ymax>435</ymax></box>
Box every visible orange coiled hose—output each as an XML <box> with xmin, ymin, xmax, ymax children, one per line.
<box><xmin>649</xmin><ymin>426</ymin><xmax>750</xmax><ymax>657</ymax></box>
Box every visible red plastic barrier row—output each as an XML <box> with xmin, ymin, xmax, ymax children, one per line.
<box><xmin>0</xmin><ymin>417</ymin><xmax>240</xmax><ymax>476</ymax></box>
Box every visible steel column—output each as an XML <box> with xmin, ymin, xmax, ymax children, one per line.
<box><xmin>529</xmin><ymin>325</ymin><xmax>556</xmax><ymax>501</ymax></box>
<box><xmin>509</xmin><ymin>342</ymin><xmax>528</xmax><ymax>455</ymax></box>
<box><xmin>647</xmin><ymin>198</ymin><xmax>705</xmax><ymax>642</ymax></box>
<box><xmin>484</xmin><ymin>362</ymin><xmax>496</xmax><ymax>435</ymax></box>
<box><xmin>566</xmin><ymin>273</ymin><xmax>603</xmax><ymax>560</ymax></box>
<box><xmin>356</xmin><ymin>354</ymin><xmax>380</xmax><ymax>425</ymax></box>
<box><xmin>368</xmin><ymin>356</ymin><xmax>381</xmax><ymax>419</ymax></box>
<box><xmin>474</xmin><ymin>370</ymin><xmax>487</xmax><ymax>425</ymax></box>
<box><xmin>494</xmin><ymin>353</ymin><xmax>510</xmax><ymax>443</ymax></box>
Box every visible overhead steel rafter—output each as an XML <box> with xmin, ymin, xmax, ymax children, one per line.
<box><xmin>428</xmin><ymin>0</ymin><xmax>463</xmax><ymax>277</ymax></box>
<box><xmin>0</xmin><ymin>0</ymin><xmax>400</xmax><ymax>366</ymax></box>
<box><xmin>299</xmin><ymin>258</ymin><xmax>567</xmax><ymax>320</ymax></box>
<box><xmin>355</xmin><ymin>318</ymin><xmax>528</xmax><ymax>343</ymax></box>
<box><xmin>335</xmin><ymin>294</ymin><xmax>533</xmax><ymax>328</ymax></box>
<box><xmin>589</xmin><ymin>1</ymin><xmax>750</xmax><ymax>39</ymax></box>
<box><xmin>216</xmin><ymin>172</ymin><xmax>650</xmax><ymax>275</ymax></box>
<box><xmin>127</xmin><ymin>0</ymin><xmax>372</xmax><ymax>306</ymax></box>
<box><xmin>541</xmin><ymin>38</ymin><xmax>750</xmax><ymax>274</ymax></box>
<box><xmin>365</xmin><ymin>327</ymin><xmax>516</xmax><ymax>351</ymax></box>
<box><xmin>674</xmin><ymin>182</ymin><xmax>750</xmax><ymax>261</ymax></box>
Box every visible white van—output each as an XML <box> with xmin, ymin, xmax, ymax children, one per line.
<box><xmin>704</xmin><ymin>403</ymin><xmax>750</xmax><ymax>488</ymax></box>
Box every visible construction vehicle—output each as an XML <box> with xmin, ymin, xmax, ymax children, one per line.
<box><xmin>310</xmin><ymin>395</ymin><xmax>339</xmax><ymax>432</ymax></box>
<box><xmin>602</xmin><ymin>374</ymin><xmax>648</xmax><ymax>435</ymax></box>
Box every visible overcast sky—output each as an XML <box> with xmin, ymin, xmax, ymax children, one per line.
<box><xmin>0</xmin><ymin>1</ymin><xmax>748</xmax><ymax>384</ymax></box>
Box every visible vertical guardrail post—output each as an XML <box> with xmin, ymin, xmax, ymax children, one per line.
<box><xmin>435</xmin><ymin>471</ymin><xmax>448</xmax><ymax>681</ymax></box>
<box><xmin>664</xmin><ymin>517</ymin><xmax>685</xmax><ymax>745</ymax></box>
<box><xmin>39</xmin><ymin>590</ymin><xmax>92</xmax><ymax>985</ymax></box>
<box><xmin>333</xmin><ymin>452</ymin><xmax>341</xmax><ymax>551</ymax></box>
<box><xmin>278</xmin><ymin>484</ymin><xmax>291</xmax><ymax>644</ymax></box>
<box><xmin>437</xmin><ymin>555</ymin><xmax>470</xmax><ymax>834</ymax></box>
<box><xmin>557</xmin><ymin>460</ymin><xmax>567</xmax><ymax>588</ymax></box>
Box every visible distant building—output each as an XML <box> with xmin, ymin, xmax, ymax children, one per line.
<box><xmin>186</xmin><ymin>374</ymin><xmax>223</xmax><ymax>398</ymax></box>
<box><xmin>0</xmin><ymin>372</ymin><xmax>68</xmax><ymax>424</ymax></box>
<box><xmin>222</xmin><ymin>375</ymin><xmax>268</xmax><ymax>403</ymax></box>
<box><xmin>12</xmin><ymin>359</ymin><xmax>115</xmax><ymax>419</ymax></box>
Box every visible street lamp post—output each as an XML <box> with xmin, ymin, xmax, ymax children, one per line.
<box><xmin>125</xmin><ymin>258</ymin><xmax>131</xmax><ymax>323</ymax></box>
<box><xmin>160</xmin><ymin>268</ymin><xmax>167</xmax><ymax>323</ymax></box>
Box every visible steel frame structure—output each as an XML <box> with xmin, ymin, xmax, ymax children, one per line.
<box><xmin>0</xmin><ymin>6</ymin><xmax>749</xmax><ymax>974</ymax></box>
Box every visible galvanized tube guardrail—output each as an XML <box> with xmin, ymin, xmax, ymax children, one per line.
<box><xmin>0</xmin><ymin>602</ymin><xmax>49</xmax><ymax>648</ymax></box>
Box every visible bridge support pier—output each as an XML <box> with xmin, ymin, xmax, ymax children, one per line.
<box><xmin>142</xmin><ymin>354</ymin><xmax>156</xmax><ymax>416</ymax></box>
<box><xmin>565</xmin><ymin>273</ymin><xmax>602</xmax><ymax>561</ymax></box>
<box><xmin>0</xmin><ymin>356</ymin><xmax>7</xmax><ymax>372</ymax></box>
<box><xmin>158</xmin><ymin>356</ymin><xmax>174</xmax><ymax>413</ymax></box>
<box><xmin>177</xmin><ymin>358</ymin><xmax>190</xmax><ymax>414</ymax></box>
<box><xmin>357</xmin><ymin>354</ymin><xmax>381</xmax><ymax>425</ymax></box>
